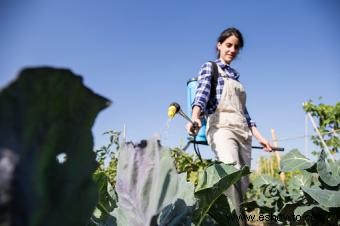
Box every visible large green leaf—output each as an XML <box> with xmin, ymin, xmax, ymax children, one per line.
<box><xmin>0</xmin><ymin>67</ymin><xmax>110</xmax><ymax>226</ymax></box>
<box><xmin>317</xmin><ymin>150</ymin><xmax>340</xmax><ymax>187</ymax></box>
<box><xmin>195</xmin><ymin>163</ymin><xmax>250</xmax><ymax>192</ymax></box>
<box><xmin>193</xmin><ymin>163</ymin><xmax>250</xmax><ymax>225</ymax></box>
<box><xmin>302</xmin><ymin>187</ymin><xmax>340</xmax><ymax>208</ymax></box>
<box><xmin>280</xmin><ymin>149</ymin><xmax>314</xmax><ymax>172</ymax></box>
<box><xmin>289</xmin><ymin>171</ymin><xmax>312</xmax><ymax>188</ymax></box>
<box><xmin>113</xmin><ymin>139</ymin><xmax>196</xmax><ymax>226</ymax></box>
<box><xmin>287</xmin><ymin>170</ymin><xmax>312</xmax><ymax>202</ymax></box>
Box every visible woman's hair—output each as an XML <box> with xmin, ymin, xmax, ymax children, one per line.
<box><xmin>216</xmin><ymin>27</ymin><xmax>244</xmax><ymax>58</ymax></box>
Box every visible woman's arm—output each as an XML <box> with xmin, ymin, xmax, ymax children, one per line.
<box><xmin>245</xmin><ymin>107</ymin><xmax>272</xmax><ymax>151</ymax></box>
<box><xmin>251</xmin><ymin>126</ymin><xmax>273</xmax><ymax>152</ymax></box>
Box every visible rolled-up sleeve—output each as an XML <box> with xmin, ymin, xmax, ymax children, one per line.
<box><xmin>192</xmin><ymin>62</ymin><xmax>213</xmax><ymax>111</ymax></box>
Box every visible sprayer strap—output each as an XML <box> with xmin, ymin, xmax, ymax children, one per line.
<box><xmin>208</xmin><ymin>61</ymin><xmax>219</xmax><ymax>102</ymax></box>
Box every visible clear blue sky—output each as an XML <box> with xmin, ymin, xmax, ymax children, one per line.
<box><xmin>1</xmin><ymin>0</ymin><xmax>339</xmax><ymax>168</ymax></box>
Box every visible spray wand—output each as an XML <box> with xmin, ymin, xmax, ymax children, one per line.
<box><xmin>168</xmin><ymin>102</ymin><xmax>284</xmax><ymax>156</ymax></box>
<box><xmin>168</xmin><ymin>102</ymin><xmax>202</xmax><ymax>160</ymax></box>
<box><xmin>168</xmin><ymin>102</ymin><xmax>199</xmax><ymax>130</ymax></box>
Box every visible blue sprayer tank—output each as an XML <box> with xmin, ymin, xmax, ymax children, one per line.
<box><xmin>186</xmin><ymin>78</ymin><xmax>207</xmax><ymax>143</ymax></box>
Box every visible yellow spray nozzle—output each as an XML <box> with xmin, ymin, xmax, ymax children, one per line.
<box><xmin>168</xmin><ymin>102</ymin><xmax>181</xmax><ymax>119</ymax></box>
<box><xmin>168</xmin><ymin>105</ymin><xmax>177</xmax><ymax>119</ymax></box>
<box><xmin>168</xmin><ymin>102</ymin><xmax>193</xmax><ymax>124</ymax></box>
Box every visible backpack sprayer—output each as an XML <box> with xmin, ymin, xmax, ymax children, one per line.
<box><xmin>168</xmin><ymin>102</ymin><xmax>284</xmax><ymax>161</ymax></box>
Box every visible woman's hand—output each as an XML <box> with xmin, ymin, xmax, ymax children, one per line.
<box><xmin>187</xmin><ymin>106</ymin><xmax>203</xmax><ymax>136</ymax></box>
<box><xmin>258</xmin><ymin>138</ymin><xmax>273</xmax><ymax>152</ymax></box>
<box><xmin>186</xmin><ymin>118</ymin><xmax>201</xmax><ymax>136</ymax></box>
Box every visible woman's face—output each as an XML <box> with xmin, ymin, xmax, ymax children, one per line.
<box><xmin>217</xmin><ymin>35</ymin><xmax>240</xmax><ymax>64</ymax></box>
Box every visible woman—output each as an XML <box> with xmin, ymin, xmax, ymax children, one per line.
<box><xmin>186</xmin><ymin>27</ymin><xmax>272</xmax><ymax>221</ymax></box>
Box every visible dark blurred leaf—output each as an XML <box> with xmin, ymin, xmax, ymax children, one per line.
<box><xmin>0</xmin><ymin>67</ymin><xmax>110</xmax><ymax>226</ymax></box>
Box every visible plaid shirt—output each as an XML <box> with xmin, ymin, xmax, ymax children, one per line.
<box><xmin>192</xmin><ymin>59</ymin><xmax>256</xmax><ymax>128</ymax></box>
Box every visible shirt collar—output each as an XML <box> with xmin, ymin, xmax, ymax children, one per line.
<box><xmin>215</xmin><ymin>59</ymin><xmax>230</xmax><ymax>70</ymax></box>
<box><xmin>214</xmin><ymin>59</ymin><xmax>240</xmax><ymax>80</ymax></box>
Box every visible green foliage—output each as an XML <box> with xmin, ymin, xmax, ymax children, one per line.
<box><xmin>244</xmin><ymin>149</ymin><xmax>340</xmax><ymax>225</ymax></box>
<box><xmin>94</xmin><ymin>130</ymin><xmax>120</xmax><ymax>186</ymax></box>
<box><xmin>303</xmin><ymin>100</ymin><xmax>340</xmax><ymax>154</ymax></box>
<box><xmin>247</xmin><ymin>153</ymin><xmax>299</xmax><ymax>212</ymax></box>
<box><xmin>95</xmin><ymin>130</ymin><xmax>121</xmax><ymax>163</ymax></box>
<box><xmin>90</xmin><ymin>131</ymin><xmax>120</xmax><ymax>225</ymax></box>
<box><xmin>170</xmin><ymin>147</ymin><xmax>215</xmax><ymax>185</ymax></box>
<box><xmin>245</xmin><ymin>100</ymin><xmax>340</xmax><ymax>225</ymax></box>
<box><xmin>95</xmin><ymin>158</ymin><xmax>118</xmax><ymax>187</ymax></box>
